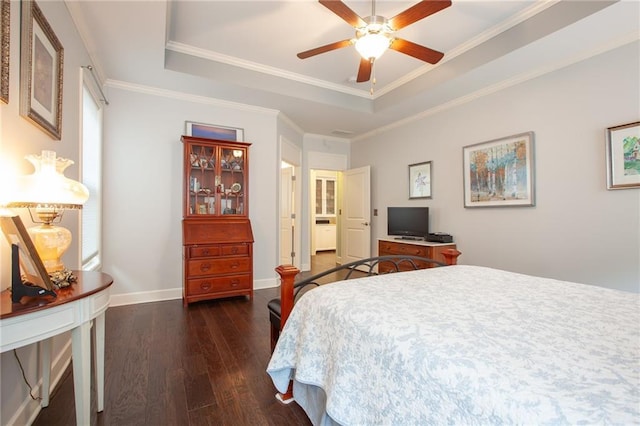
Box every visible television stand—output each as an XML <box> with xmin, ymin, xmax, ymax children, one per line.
<box><xmin>378</xmin><ymin>238</ymin><xmax>458</xmax><ymax>273</ymax></box>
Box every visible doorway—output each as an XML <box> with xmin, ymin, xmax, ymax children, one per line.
<box><xmin>310</xmin><ymin>169</ymin><xmax>338</xmax><ymax>260</ymax></box>
<box><xmin>279</xmin><ymin>137</ymin><xmax>302</xmax><ymax>270</ymax></box>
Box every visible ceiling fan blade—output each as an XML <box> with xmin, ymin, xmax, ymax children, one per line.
<box><xmin>356</xmin><ymin>58</ymin><xmax>372</xmax><ymax>83</ymax></box>
<box><xmin>297</xmin><ymin>39</ymin><xmax>353</xmax><ymax>59</ymax></box>
<box><xmin>390</xmin><ymin>38</ymin><xmax>444</xmax><ymax>64</ymax></box>
<box><xmin>389</xmin><ymin>0</ymin><xmax>452</xmax><ymax>31</ymax></box>
<box><xmin>319</xmin><ymin>0</ymin><xmax>366</xmax><ymax>28</ymax></box>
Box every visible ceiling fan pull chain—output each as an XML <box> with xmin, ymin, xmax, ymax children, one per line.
<box><xmin>370</xmin><ymin>59</ymin><xmax>376</xmax><ymax>95</ymax></box>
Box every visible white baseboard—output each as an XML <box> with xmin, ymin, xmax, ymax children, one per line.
<box><xmin>254</xmin><ymin>277</ymin><xmax>278</xmax><ymax>290</ymax></box>
<box><xmin>109</xmin><ymin>288</ymin><xmax>182</xmax><ymax>307</ymax></box>
<box><xmin>109</xmin><ymin>279</ymin><xmax>284</xmax><ymax>307</ymax></box>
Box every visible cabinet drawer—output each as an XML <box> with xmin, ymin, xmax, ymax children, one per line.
<box><xmin>379</xmin><ymin>241</ymin><xmax>428</xmax><ymax>257</ymax></box>
<box><xmin>187</xmin><ymin>257</ymin><xmax>251</xmax><ymax>277</ymax></box>
<box><xmin>189</xmin><ymin>246</ymin><xmax>221</xmax><ymax>258</ymax></box>
<box><xmin>189</xmin><ymin>244</ymin><xmax>249</xmax><ymax>258</ymax></box>
<box><xmin>186</xmin><ymin>275</ymin><xmax>252</xmax><ymax>296</ymax></box>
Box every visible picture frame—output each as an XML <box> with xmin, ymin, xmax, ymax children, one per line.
<box><xmin>185</xmin><ymin>121</ymin><xmax>244</xmax><ymax>142</ymax></box>
<box><xmin>20</xmin><ymin>0</ymin><xmax>63</xmax><ymax>140</ymax></box>
<box><xmin>463</xmin><ymin>131</ymin><xmax>535</xmax><ymax>208</ymax></box>
<box><xmin>605</xmin><ymin>121</ymin><xmax>640</xmax><ymax>190</ymax></box>
<box><xmin>0</xmin><ymin>214</ymin><xmax>54</xmax><ymax>291</ymax></box>
<box><xmin>408</xmin><ymin>161</ymin><xmax>432</xmax><ymax>199</ymax></box>
<box><xmin>0</xmin><ymin>0</ymin><xmax>9</xmax><ymax>104</ymax></box>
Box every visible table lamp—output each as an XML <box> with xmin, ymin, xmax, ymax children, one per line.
<box><xmin>7</xmin><ymin>150</ymin><xmax>89</xmax><ymax>275</ymax></box>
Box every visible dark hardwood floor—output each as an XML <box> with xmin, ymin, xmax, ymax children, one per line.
<box><xmin>32</xmin><ymin>252</ymin><xmax>338</xmax><ymax>426</ymax></box>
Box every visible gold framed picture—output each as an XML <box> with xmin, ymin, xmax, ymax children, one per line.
<box><xmin>606</xmin><ymin>121</ymin><xmax>640</xmax><ymax>190</ymax></box>
<box><xmin>0</xmin><ymin>0</ymin><xmax>9</xmax><ymax>104</ymax></box>
<box><xmin>20</xmin><ymin>0</ymin><xmax>63</xmax><ymax>140</ymax></box>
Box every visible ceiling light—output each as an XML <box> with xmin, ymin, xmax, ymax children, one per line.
<box><xmin>355</xmin><ymin>16</ymin><xmax>392</xmax><ymax>60</ymax></box>
<box><xmin>355</xmin><ymin>32</ymin><xmax>391</xmax><ymax>60</ymax></box>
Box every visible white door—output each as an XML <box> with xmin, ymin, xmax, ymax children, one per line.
<box><xmin>280</xmin><ymin>165</ymin><xmax>294</xmax><ymax>265</ymax></box>
<box><xmin>343</xmin><ymin>166</ymin><xmax>371</xmax><ymax>263</ymax></box>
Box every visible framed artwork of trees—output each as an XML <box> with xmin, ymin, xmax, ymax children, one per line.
<box><xmin>463</xmin><ymin>132</ymin><xmax>535</xmax><ymax>208</ymax></box>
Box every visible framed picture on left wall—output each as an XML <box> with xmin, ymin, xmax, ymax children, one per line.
<box><xmin>0</xmin><ymin>0</ymin><xmax>9</xmax><ymax>104</ymax></box>
<box><xmin>20</xmin><ymin>0</ymin><xmax>63</xmax><ymax>140</ymax></box>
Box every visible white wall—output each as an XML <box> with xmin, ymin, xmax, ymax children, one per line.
<box><xmin>351</xmin><ymin>41</ymin><xmax>640</xmax><ymax>293</ymax></box>
<box><xmin>102</xmin><ymin>85</ymin><xmax>281</xmax><ymax>304</ymax></box>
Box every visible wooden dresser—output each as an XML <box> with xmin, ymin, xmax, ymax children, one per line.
<box><xmin>378</xmin><ymin>238</ymin><xmax>458</xmax><ymax>273</ymax></box>
<box><xmin>183</xmin><ymin>219</ymin><xmax>253</xmax><ymax>305</ymax></box>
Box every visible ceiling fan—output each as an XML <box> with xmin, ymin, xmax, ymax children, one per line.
<box><xmin>298</xmin><ymin>0</ymin><xmax>452</xmax><ymax>84</ymax></box>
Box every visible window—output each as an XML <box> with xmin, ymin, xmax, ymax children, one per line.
<box><xmin>81</xmin><ymin>83</ymin><xmax>103</xmax><ymax>270</ymax></box>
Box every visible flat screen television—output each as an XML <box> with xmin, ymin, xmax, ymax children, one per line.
<box><xmin>387</xmin><ymin>207</ymin><xmax>429</xmax><ymax>240</ymax></box>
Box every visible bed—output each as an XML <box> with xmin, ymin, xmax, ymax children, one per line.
<box><xmin>266</xmin><ymin>262</ymin><xmax>640</xmax><ymax>425</ymax></box>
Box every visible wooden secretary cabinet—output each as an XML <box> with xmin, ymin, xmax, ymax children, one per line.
<box><xmin>181</xmin><ymin>136</ymin><xmax>253</xmax><ymax>306</ymax></box>
<box><xmin>378</xmin><ymin>238</ymin><xmax>457</xmax><ymax>273</ymax></box>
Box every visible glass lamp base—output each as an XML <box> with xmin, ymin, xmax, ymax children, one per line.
<box><xmin>28</xmin><ymin>223</ymin><xmax>72</xmax><ymax>273</ymax></box>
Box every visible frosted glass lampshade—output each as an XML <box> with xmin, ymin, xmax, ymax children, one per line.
<box><xmin>355</xmin><ymin>32</ymin><xmax>391</xmax><ymax>60</ymax></box>
<box><xmin>8</xmin><ymin>150</ymin><xmax>89</xmax><ymax>273</ymax></box>
<box><xmin>10</xmin><ymin>150</ymin><xmax>89</xmax><ymax>209</ymax></box>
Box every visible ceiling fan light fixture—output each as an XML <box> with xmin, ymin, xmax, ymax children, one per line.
<box><xmin>355</xmin><ymin>31</ymin><xmax>391</xmax><ymax>60</ymax></box>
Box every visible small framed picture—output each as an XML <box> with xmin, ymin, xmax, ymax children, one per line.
<box><xmin>0</xmin><ymin>214</ymin><xmax>54</xmax><ymax>291</ymax></box>
<box><xmin>606</xmin><ymin>121</ymin><xmax>640</xmax><ymax>190</ymax></box>
<box><xmin>185</xmin><ymin>121</ymin><xmax>244</xmax><ymax>142</ymax></box>
<box><xmin>463</xmin><ymin>131</ymin><xmax>535</xmax><ymax>207</ymax></box>
<box><xmin>20</xmin><ymin>0</ymin><xmax>64</xmax><ymax>140</ymax></box>
<box><xmin>409</xmin><ymin>161</ymin><xmax>432</xmax><ymax>199</ymax></box>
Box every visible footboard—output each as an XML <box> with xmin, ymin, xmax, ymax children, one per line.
<box><xmin>271</xmin><ymin>249</ymin><xmax>461</xmax><ymax>351</ymax></box>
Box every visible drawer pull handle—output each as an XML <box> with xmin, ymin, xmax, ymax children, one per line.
<box><xmin>202</xmin><ymin>249</ymin><xmax>210</xmax><ymax>256</ymax></box>
<box><xmin>230</xmin><ymin>262</ymin><xmax>239</xmax><ymax>269</ymax></box>
<box><xmin>230</xmin><ymin>279</ymin><xmax>239</xmax><ymax>287</ymax></box>
<box><xmin>231</xmin><ymin>247</ymin><xmax>238</xmax><ymax>254</ymax></box>
<box><xmin>200</xmin><ymin>282</ymin><xmax>212</xmax><ymax>290</ymax></box>
<box><xmin>200</xmin><ymin>263</ymin><xmax>212</xmax><ymax>272</ymax></box>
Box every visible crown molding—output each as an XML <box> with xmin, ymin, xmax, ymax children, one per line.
<box><xmin>355</xmin><ymin>33</ymin><xmax>638</xmax><ymax>142</ymax></box>
<box><xmin>165</xmin><ymin>41</ymin><xmax>370</xmax><ymax>99</ymax></box>
<box><xmin>105</xmin><ymin>79</ymin><xmax>279</xmax><ymax>117</ymax></box>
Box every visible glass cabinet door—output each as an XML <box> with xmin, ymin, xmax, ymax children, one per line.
<box><xmin>315</xmin><ymin>177</ymin><xmax>336</xmax><ymax>216</ymax></box>
<box><xmin>187</xmin><ymin>143</ymin><xmax>217</xmax><ymax>215</ymax></box>
<box><xmin>325</xmin><ymin>179</ymin><xmax>335</xmax><ymax>215</ymax></box>
<box><xmin>219</xmin><ymin>147</ymin><xmax>246</xmax><ymax>215</ymax></box>
<box><xmin>183</xmin><ymin>137</ymin><xmax>250</xmax><ymax>218</ymax></box>
<box><xmin>315</xmin><ymin>179</ymin><xmax>323</xmax><ymax>215</ymax></box>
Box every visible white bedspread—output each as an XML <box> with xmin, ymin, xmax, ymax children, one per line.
<box><xmin>267</xmin><ymin>265</ymin><xmax>640</xmax><ymax>425</ymax></box>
